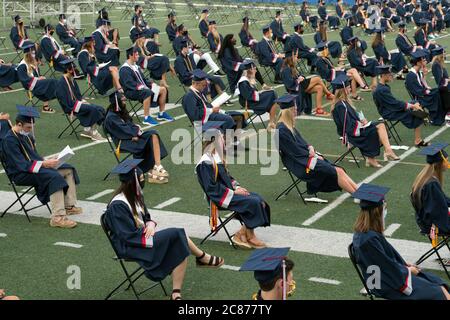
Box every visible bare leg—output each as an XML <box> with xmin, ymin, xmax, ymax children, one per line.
<box><xmin>347</xmin><ymin>69</ymin><xmax>365</xmax><ymax>87</ymax></box>
<box><xmin>269</xmin><ymin>103</ymin><xmax>278</xmax><ymax>124</ymax></box>
<box><xmin>336</xmin><ymin>167</ymin><xmax>358</xmax><ymax>193</ymax></box>
<box><xmin>370</xmin><ymin>76</ymin><xmax>377</xmax><ymax>89</ymax></box>
<box><xmin>414</xmin><ymin>126</ymin><xmax>422</xmax><ymax>145</ymax></box>
<box><xmin>376</xmin><ymin>123</ymin><xmax>397</xmax><ymax>156</ymax></box>
<box><xmin>171</xmin><ymin>258</ymin><xmax>187</xmax><ymax>299</ymax></box>
<box><xmin>152</xmin><ymin>134</ymin><xmax>161</xmax><ymax>166</ymax></box>
<box><xmin>143</xmin><ymin>97</ymin><xmax>151</xmax><ymax>117</ymax></box>
<box><xmin>158</xmin><ymin>86</ymin><xmax>167</xmax><ymax>113</ymax></box>
<box><xmin>109</xmin><ymin>66</ymin><xmax>121</xmax><ymax>90</ymax></box>
<box><xmin>351</xmin><ymin>78</ymin><xmax>357</xmax><ymax>96</ymax></box>
<box><xmin>441</xmin><ymin>286</ymin><xmax>450</xmax><ymax>300</ymax></box>
<box><xmin>310</xmin><ymin>84</ymin><xmax>324</xmax><ymax>109</ymax></box>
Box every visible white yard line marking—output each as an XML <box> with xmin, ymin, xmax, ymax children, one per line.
<box><xmin>302</xmin><ymin>125</ymin><xmax>449</xmax><ymax>226</ymax></box>
<box><xmin>54</xmin><ymin>242</ymin><xmax>83</xmax><ymax>249</ymax></box>
<box><xmin>308</xmin><ymin>277</ymin><xmax>341</xmax><ymax>285</ymax></box>
<box><xmin>153</xmin><ymin>197</ymin><xmax>181</xmax><ymax>209</ymax></box>
<box><xmin>220</xmin><ymin>264</ymin><xmax>241</xmax><ymax>271</ymax></box>
<box><xmin>86</xmin><ymin>189</ymin><xmax>115</xmax><ymax>201</ymax></box>
<box><xmin>384</xmin><ymin>224</ymin><xmax>402</xmax><ymax>237</ymax></box>
<box><xmin>0</xmin><ymin>233</ymin><xmax>7</xmax><ymax>237</ymax></box>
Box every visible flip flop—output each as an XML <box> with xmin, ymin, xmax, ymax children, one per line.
<box><xmin>415</xmin><ymin>140</ymin><xmax>431</xmax><ymax>147</ymax></box>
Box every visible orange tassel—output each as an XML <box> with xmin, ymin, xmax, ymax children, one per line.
<box><xmin>210</xmin><ymin>201</ymin><xmax>218</xmax><ymax>232</ymax></box>
<box><xmin>115</xmin><ymin>140</ymin><xmax>121</xmax><ymax>158</ymax></box>
<box><xmin>431</xmin><ymin>225</ymin><xmax>438</xmax><ymax>248</ymax></box>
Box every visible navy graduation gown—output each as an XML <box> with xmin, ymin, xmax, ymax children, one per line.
<box><xmin>92</xmin><ymin>29</ymin><xmax>120</xmax><ymax>66</ymax></box>
<box><xmin>372</xmin><ymin>43</ymin><xmax>406</xmax><ymax>73</ymax></box>
<box><xmin>395</xmin><ymin>33</ymin><xmax>416</xmax><ymax>56</ymax></box>
<box><xmin>269</xmin><ymin>19</ymin><xmax>287</xmax><ymax>43</ymax></box>
<box><xmin>218</xmin><ymin>48</ymin><xmax>244</xmax><ymax>93</ymax></box>
<box><xmin>195</xmin><ymin>153</ymin><xmax>271</xmax><ymax>229</ymax></box>
<box><xmin>172</xmin><ymin>35</ymin><xmax>187</xmax><ymax>56</ymax></box>
<box><xmin>145</xmin><ymin>39</ymin><xmax>160</xmax><ymax>55</ymax></box>
<box><xmin>16</xmin><ymin>61</ymin><xmax>57</xmax><ymax>101</ymax></box>
<box><xmin>255</xmin><ymin>38</ymin><xmax>282</xmax><ymax>75</ymax></box>
<box><xmin>332</xmin><ymin>101</ymin><xmax>381</xmax><ymax>157</ymax></box>
<box><xmin>318</xmin><ymin>6</ymin><xmax>340</xmax><ymax>28</ymax></box>
<box><xmin>373</xmin><ymin>83</ymin><xmax>423</xmax><ymax>129</ymax></box>
<box><xmin>119</xmin><ymin>62</ymin><xmax>156</xmax><ymax>106</ymax></box>
<box><xmin>181</xmin><ymin>88</ymin><xmax>235</xmax><ymax>130</ymax></box>
<box><xmin>40</xmin><ymin>35</ymin><xmax>66</xmax><ymax>72</ymax></box>
<box><xmin>276</xmin><ymin>122</ymin><xmax>340</xmax><ymax>194</ymax></box>
<box><xmin>288</xmin><ymin>33</ymin><xmax>317</xmax><ymax>66</ymax></box>
<box><xmin>300</xmin><ymin>9</ymin><xmax>318</xmax><ymax>28</ymax></box>
<box><xmin>0</xmin><ymin>63</ymin><xmax>18</xmax><ymax>87</ymax></box>
<box><xmin>280</xmin><ymin>66</ymin><xmax>312</xmax><ymax>114</ymax></box>
<box><xmin>165</xmin><ymin>23</ymin><xmax>177</xmax><ymax>42</ymax></box>
<box><xmin>199</xmin><ymin>20</ymin><xmax>209</xmax><ymax>38</ymax></box>
<box><xmin>131</xmin><ymin>14</ymin><xmax>159</xmax><ymax>38</ymax></box>
<box><xmin>414</xmin><ymin>177</ymin><xmax>450</xmax><ymax>234</ymax></box>
<box><xmin>347</xmin><ymin>48</ymin><xmax>379</xmax><ymax>76</ymax></box>
<box><xmin>55</xmin><ymin>23</ymin><xmax>81</xmax><ymax>55</ymax></box>
<box><xmin>104</xmin><ymin>111</ymin><xmax>168</xmax><ymax>173</ymax></box>
<box><xmin>405</xmin><ymin>70</ymin><xmax>445</xmax><ymax>125</ymax></box>
<box><xmin>315</xmin><ymin>56</ymin><xmax>344</xmax><ymax>82</ymax></box>
<box><xmin>1</xmin><ymin>129</ymin><xmax>79</xmax><ymax>204</ymax></box>
<box><xmin>207</xmin><ymin>32</ymin><xmax>223</xmax><ymax>53</ymax></box>
<box><xmin>9</xmin><ymin>26</ymin><xmax>34</xmax><ymax>50</ymax></box>
<box><xmin>77</xmin><ymin>50</ymin><xmax>113</xmax><ymax>95</ymax></box>
<box><xmin>239</xmin><ymin>29</ymin><xmax>256</xmax><ymax>48</ymax></box>
<box><xmin>105</xmin><ymin>194</ymin><xmax>190</xmax><ymax>282</ymax></box>
<box><xmin>237</xmin><ymin>76</ymin><xmax>277</xmax><ymax>115</ymax></box>
<box><xmin>432</xmin><ymin>61</ymin><xmax>450</xmax><ymax>108</ymax></box>
<box><xmin>414</xmin><ymin>29</ymin><xmax>436</xmax><ymax>51</ymax></box>
<box><xmin>56</xmin><ymin>75</ymin><xmax>105</xmax><ymax>127</ymax></box>
<box><xmin>314</xmin><ymin>32</ymin><xmax>342</xmax><ymax>58</ymax></box>
<box><xmin>137</xmin><ymin>45</ymin><xmax>170</xmax><ymax>81</ymax></box>
<box><xmin>353</xmin><ymin>230</ymin><xmax>448</xmax><ymax>300</ymax></box>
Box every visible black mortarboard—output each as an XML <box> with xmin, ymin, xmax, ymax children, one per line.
<box><xmin>293</xmin><ymin>22</ymin><xmax>304</xmax><ymax>30</ymax></box>
<box><xmin>126</xmin><ymin>46</ymin><xmax>138</xmax><ymax>58</ymax></box>
<box><xmin>100</xmin><ymin>19</ymin><xmax>110</xmax><ymax>26</ymax></box>
<box><xmin>315</xmin><ymin>41</ymin><xmax>328</xmax><ymax>51</ymax></box>
<box><xmin>344</xmin><ymin>13</ymin><xmax>353</xmax><ymax>20</ymax></box>
<box><xmin>276</xmin><ymin>10</ymin><xmax>282</xmax><ymax>16</ymax></box>
<box><xmin>243</xmin><ymin>16</ymin><xmax>249</xmax><ymax>23</ymax></box>
<box><xmin>22</xmin><ymin>43</ymin><xmax>35</xmax><ymax>53</ymax></box>
<box><xmin>376</xmin><ymin>65</ymin><xmax>392</xmax><ymax>75</ymax></box>
<box><xmin>410</xmin><ymin>49</ymin><xmax>427</xmax><ymax>63</ymax></box>
<box><xmin>168</xmin><ymin>11</ymin><xmax>176</xmax><ymax>18</ymax></box>
<box><xmin>111</xmin><ymin>159</ymin><xmax>144</xmax><ymax>183</ymax></box>
<box><xmin>432</xmin><ymin>46</ymin><xmax>445</xmax><ymax>57</ymax></box>
<box><xmin>275</xmin><ymin>94</ymin><xmax>298</xmax><ymax>110</ymax></box>
<box><xmin>59</xmin><ymin>13</ymin><xmax>66</xmax><ymax>20</ymax></box>
<box><xmin>240</xmin><ymin>59</ymin><xmax>256</xmax><ymax>70</ymax></box>
<box><xmin>262</xmin><ymin>25</ymin><xmax>271</xmax><ymax>33</ymax></box>
<box><xmin>16</xmin><ymin>105</ymin><xmax>40</xmax><ymax>123</ymax></box>
<box><xmin>192</xmin><ymin>69</ymin><xmax>208</xmax><ymax>81</ymax></box>
<box><xmin>240</xmin><ymin>247</ymin><xmax>291</xmax><ymax>299</ymax></box>
<box><xmin>83</xmin><ymin>36</ymin><xmax>93</xmax><ymax>43</ymax></box>
<box><xmin>60</xmin><ymin>58</ymin><xmax>76</xmax><ymax>71</ymax></box>
<box><xmin>202</xmin><ymin>8</ymin><xmax>209</xmax><ymax>13</ymax></box>
<box><xmin>419</xmin><ymin>142</ymin><xmax>449</xmax><ymax>164</ymax></box>
<box><xmin>352</xmin><ymin>183</ymin><xmax>390</xmax><ymax>210</ymax></box>
<box><xmin>418</xmin><ymin>18</ymin><xmax>430</xmax><ymax>25</ymax></box>
<box><xmin>14</xmin><ymin>15</ymin><xmax>22</xmax><ymax>23</ymax></box>
<box><xmin>331</xmin><ymin>73</ymin><xmax>350</xmax><ymax>89</ymax></box>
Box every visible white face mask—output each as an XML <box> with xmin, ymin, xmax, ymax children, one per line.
<box><xmin>62</xmin><ymin>19</ymin><xmax>67</xmax><ymax>24</ymax></box>
<box><xmin>20</xmin><ymin>130</ymin><xmax>30</xmax><ymax>136</ymax></box>
<box><xmin>31</xmin><ymin>53</ymin><xmax>36</xmax><ymax>59</ymax></box>
<box><xmin>357</xmin><ymin>41</ymin><xmax>362</xmax><ymax>48</ymax></box>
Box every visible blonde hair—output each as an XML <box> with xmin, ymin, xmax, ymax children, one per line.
<box><xmin>277</xmin><ymin>107</ymin><xmax>295</xmax><ymax>132</ymax></box>
<box><xmin>353</xmin><ymin>206</ymin><xmax>384</xmax><ymax>233</ymax></box>
<box><xmin>211</xmin><ymin>28</ymin><xmax>220</xmax><ymax>44</ymax></box>
<box><xmin>331</xmin><ymin>87</ymin><xmax>353</xmax><ymax>112</ymax></box>
<box><xmin>242</xmin><ymin>69</ymin><xmax>257</xmax><ymax>86</ymax></box>
<box><xmin>17</xmin><ymin>23</ymin><xmax>25</xmax><ymax>39</ymax></box>
<box><xmin>412</xmin><ymin>162</ymin><xmax>445</xmax><ymax>204</ymax></box>
<box><xmin>200</xmin><ymin>12</ymin><xmax>208</xmax><ymax>22</ymax></box>
<box><xmin>432</xmin><ymin>53</ymin><xmax>444</xmax><ymax>68</ymax></box>
<box><xmin>24</xmin><ymin>52</ymin><xmax>37</xmax><ymax>74</ymax></box>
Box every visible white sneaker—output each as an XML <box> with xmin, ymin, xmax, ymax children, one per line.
<box><xmin>90</xmin><ymin>130</ymin><xmax>106</xmax><ymax>141</ymax></box>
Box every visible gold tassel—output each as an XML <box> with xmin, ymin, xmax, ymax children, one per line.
<box><xmin>50</xmin><ymin>57</ymin><xmax>53</xmax><ymax>68</ymax></box>
<box><xmin>27</xmin><ymin>90</ymin><xmax>32</xmax><ymax>101</ymax></box>
<box><xmin>210</xmin><ymin>201</ymin><xmax>218</xmax><ymax>232</ymax></box>
<box><xmin>115</xmin><ymin>140</ymin><xmax>121</xmax><ymax>158</ymax></box>
<box><xmin>431</xmin><ymin>225</ymin><xmax>439</xmax><ymax>248</ymax></box>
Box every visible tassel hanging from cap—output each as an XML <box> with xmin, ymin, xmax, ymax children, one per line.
<box><xmin>49</xmin><ymin>56</ymin><xmax>53</xmax><ymax>68</ymax></box>
<box><xmin>430</xmin><ymin>224</ymin><xmax>439</xmax><ymax>248</ymax></box>
<box><xmin>209</xmin><ymin>160</ymin><xmax>220</xmax><ymax>232</ymax></box>
<box><xmin>115</xmin><ymin>140</ymin><xmax>121</xmax><ymax>158</ymax></box>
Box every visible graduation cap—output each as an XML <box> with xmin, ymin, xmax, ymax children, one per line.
<box><xmin>111</xmin><ymin>159</ymin><xmax>144</xmax><ymax>201</ymax></box>
<box><xmin>410</xmin><ymin>49</ymin><xmax>427</xmax><ymax>63</ymax></box>
<box><xmin>59</xmin><ymin>13</ymin><xmax>66</xmax><ymax>20</ymax></box>
<box><xmin>275</xmin><ymin>94</ymin><xmax>298</xmax><ymax>110</ymax></box>
<box><xmin>60</xmin><ymin>58</ymin><xmax>76</xmax><ymax>71</ymax></box>
<box><xmin>14</xmin><ymin>15</ymin><xmax>22</xmax><ymax>23</ymax></box>
<box><xmin>22</xmin><ymin>43</ymin><xmax>35</xmax><ymax>53</ymax></box>
<box><xmin>261</xmin><ymin>25</ymin><xmax>271</xmax><ymax>33</ymax></box>
<box><xmin>16</xmin><ymin>105</ymin><xmax>39</xmax><ymax>123</ymax></box>
<box><xmin>419</xmin><ymin>142</ymin><xmax>449</xmax><ymax>164</ymax></box>
<box><xmin>243</xmin><ymin>16</ymin><xmax>249</xmax><ymax>23</ymax></box>
<box><xmin>331</xmin><ymin>73</ymin><xmax>350</xmax><ymax>89</ymax></box>
<box><xmin>240</xmin><ymin>59</ymin><xmax>256</xmax><ymax>70</ymax></box>
<box><xmin>432</xmin><ymin>46</ymin><xmax>445</xmax><ymax>57</ymax></box>
<box><xmin>83</xmin><ymin>36</ymin><xmax>93</xmax><ymax>44</ymax></box>
<box><xmin>201</xmin><ymin>8</ymin><xmax>209</xmax><ymax>14</ymax></box>
<box><xmin>276</xmin><ymin>10</ymin><xmax>282</xmax><ymax>16</ymax></box>
<box><xmin>168</xmin><ymin>11</ymin><xmax>176</xmax><ymax>18</ymax></box>
<box><xmin>125</xmin><ymin>46</ymin><xmax>138</xmax><ymax>58</ymax></box>
<box><xmin>315</xmin><ymin>41</ymin><xmax>328</xmax><ymax>51</ymax></box>
<box><xmin>192</xmin><ymin>69</ymin><xmax>208</xmax><ymax>81</ymax></box>
<box><xmin>376</xmin><ymin>64</ymin><xmax>392</xmax><ymax>75</ymax></box>
<box><xmin>352</xmin><ymin>183</ymin><xmax>390</xmax><ymax>210</ymax></box>
<box><xmin>398</xmin><ymin>21</ymin><xmax>407</xmax><ymax>28</ymax></box>
<box><xmin>240</xmin><ymin>247</ymin><xmax>291</xmax><ymax>300</ymax></box>
<box><xmin>209</xmin><ymin>20</ymin><xmax>216</xmax><ymax>25</ymax></box>
<box><xmin>293</xmin><ymin>22</ymin><xmax>304</xmax><ymax>30</ymax></box>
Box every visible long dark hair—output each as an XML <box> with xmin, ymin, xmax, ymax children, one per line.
<box><xmin>371</xmin><ymin>32</ymin><xmax>383</xmax><ymax>49</ymax></box>
<box><xmin>281</xmin><ymin>55</ymin><xmax>299</xmax><ymax>78</ymax></box>
<box><xmin>107</xmin><ymin>101</ymin><xmax>132</xmax><ymax>122</ymax></box>
<box><xmin>349</xmin><ymin>39</ymin><xmax>363</xmax><ymax>56</ymax></box>
<box><xmin>218</xmin><ymin>33</ymin><xmax>240</xmax><ymax>60</ymax></box>
<box><xmin>112</xmin><ymin>179</ymin><xmax>146</xmax><ymax>226</ymax></box>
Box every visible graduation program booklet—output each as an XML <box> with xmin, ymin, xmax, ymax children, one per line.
<box><xmin>98</xmin><ymin>61</ymin><xmax>111</xmax><ymax>69</ymax></box>
<box><xmin>211</xmin><ymin>92</ymin><xmax>231</xmax><ymax>108</ymax></box>
<box><xmin>56</xmin><ymin>145</ymin><xmax>75</xmax><ymax>169</ymax></box>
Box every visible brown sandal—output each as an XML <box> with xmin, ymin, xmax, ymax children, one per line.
<box><xmin>196</xmin><ymin>251</ymin><xmax>224</xmax><ymax>268</ymax></box>
<box><xmin>170</xmin><ymin>289</ymin><xmax>182</xmax><ymax>300</ymax></box>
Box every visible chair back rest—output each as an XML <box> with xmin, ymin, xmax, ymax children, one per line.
<box><xmin>347</xmin><ymin>243</ymin><xmax>375</xmax><ymax>299</ymax></box>
<box><xmin>100</xmin><ymin>212</ymin><xmax>123</xmax><ymax>259</ymax></box>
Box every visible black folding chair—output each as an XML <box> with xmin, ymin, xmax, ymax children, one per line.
<box><xmin>275</xmin><ymin>165</ymin><xmax>308</xmax><ymax>204</ymax></box>
<box><xmin>24</xmin><ymin>90</ymin><xmax>40</xmax><ymax>107</ymax></box>
<box><xmin>100</xmin><ymin>213</ymin><xmax>167</xmax><ymax>300</ymax></box>
<box><xmin>127</xmin><ymin>100</ymin><xmax>144</xmax><ymax>123</ymax></box>
<box><xmin>57</xmin><ymin>113</ymin><xmax>82</xmax><ymax>140</ymax></box>
<box><xmin>0</xmin><ymin>36</ymin><xmax>7</xmax><ymax>50</ymax></box>
<box><xmin>240</xmin><ymin>100</ymin><xmax>267</xmax><ymax>131</ymax></box>
<box><xmin>348</xmin><ymin>243</ymin><xmax>376</xmax><ymax>300</ymax></box>
<box><xmin>0</xmin><ymin>152</ymin><xmax>51</xmax><ymax>222</ymax></box>
<box><xmin>102</xmin><ymin>126</ymin><xmax>133</xmax><ymax>181</ymax></box>
<box><xmin>334</xmin><ymin>142</ymin><xmax>363</xmax><ymax>168</ymax></box>
<box><xmin>11</xmin><ymin>49</ymin><xmax>23</xmax><ymax>64</ymax></box>
<box><xmin>81</xmin><ymin>77</ymin><xmax>98</xmax><ymax>99</ymax></box>
<box><xmin>373</xmin><ymin>99</ymin><xmax>402</xmax><ymax>145</ymax></box>
<box><xmin>200</xmin><ymin>205</ymin><xmax>240</xmax><ymax>250</ymax></box>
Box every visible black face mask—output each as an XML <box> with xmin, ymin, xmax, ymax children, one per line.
<box><xmin>49</xmin><ymin>31</ymin><xmax>54</xmax><ymax>35</ymax></box>
<box><xmin>231</xmin><ymin>39</ymin><xmax>237</xmax><ymax>45</ymax></box>
<box><xmin>138</xmin><ymin>10</ymin><xmax>143</xmax><ymax>14</ymax></box>
<box><xmin>182</xmin><ymin>30</ymin><xmax>188</xmax><ymax>36</ymax></box>
<box><xmin>298</xmin><ymin>29</ymin><xmax>304</xmax><ymax>34</ymax></box>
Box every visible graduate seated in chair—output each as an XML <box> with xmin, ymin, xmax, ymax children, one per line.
<box><xmin>347</xmin><ymin>36</ymin><xmax>379</xmax><ymax>90</ymax></box>
<box><xmin>119</xmin><ymin>47</ymin><xmax>173</xmax><ymax>126</ymax></box>
<box><xmin>104</xmin><ymin>91</ymin><xmax>170</xmax><ymax>184</ymax></box>
<box><xmin>352</xmin><ymin>183</ymin><xmax>450</xmax><ymax>300</ymax></box>
<box><xmin>195</xmin><ymin>129</ymin><xmax>271</xmax><ymax>249</ymax></box>
<box><xmin>340</xmin><ymin>14</ymin><xmax>368</xmax><ymax>52</ymax></box>
<box><xmin>373</xmin><ymin>65</ymin><xmax>427</xmax><ymax>147</ymax></box>
<box><xmin>0</xmin><ymin>58</ymin><xmax>18</xmax><ymax>90</ymax></box>
<box><xmin>287</xmin><ymin>22</ymin><xmax>318</xmax><ymax>72</ymax></box>
<box><xmin>237</xmin><ymin>60</ymin><xmax>278</xmax><ymax>131</ymax></box>
<box><xmin>10</xmin><ymin>15</ymin><xmax>42</xmax><ymax>60</ymax></box>
<box><xmin>1</xmin><ymin>106</ymin><xmax>81</xmax><ymax>228</ymax></box>
<box><xmin>276</xmin><ymin>94</ymin><xmax>358</xmax><ymax>196</ymax></box>
<box><xmin>300</xmin><ymin>2</ymin><xmax>319</xmax><ymax>30</ymax></box>
<box><xmin>77</xmin><ymin>36</ymin><xmax>121</xmax><ymax>95</ymax></box>
<box><xmin>172</xmin><ymin>24</ymin><xmax>225</xmax><ymax>76</ymax></box>
<box><xmin>406</xmin><ymin>49</ymin><xmax>447</xmax><ymax>126</ymax></box>
<box><xmin>331</xmin><ymin>74</ymin><xmax>400</xmax><ymax>168</ymax></box>
<box><xmin>314</xmin><ymin>42</ymin><xmax>371</xmax><ymax>101</ymax></box>
<box><xmin>131</xmin><ymin>5</ymin><xmax>160</xmax><ymax>44</ymax></box>
<box><xmin>105</xmin><ymin>159</ymin><xmax>224</xmax><ymax>301</ymax></box>
<box><xmin>56</xmin><ymin>58</ymin><xmax>106</xmax><ymax>141</ymax></box>
<box><xmin>16</xmin><ymin>44</ymin><xmax>57</xmax><ymax>114</ymax></box>
<box><xmin>92</xmin><ymin>19</ymin><xmax>120</xmax><ymax>67</ymax></box>
<box><xmin>412</xmin><ymin>143</ymin><xmax>450</xmax><ymax>238</ymax></box>
<box><xmin>219</xmin><ymin>34</ymin><xmax>269</xmax><ymax>94</ymax></box>
<box><xmin>431</xmin><ymin>47</ymin><xmax>450</xmax><ymax>110</ymax></box>
<box><xmin>255</xmin><ymin>25</ymin><xmax>284</xmax><ymax>84</ymax></box>
<box><xmin>318</xmin><ymin>0</ymin><xmax>341</xmax><ymax>29</ymax></box>
<box><xmin>56</xmin><ymin>14</ymin><xmax>82</xmax><ymax>56</ymax></box>
<box><xmin>281</xmin><ymin>49</ymin><xmax>334</xmax><ymax>116</ymax></box>
<box><xmin>240</xmin><ymin>248</ymin><xmax>296</xmax><ymax>300</ymax></box>
<box><xmin>314</xmin><ymin>21</ymin><xmax>345</xmax><ymax>63</ymax></box>
<box><xmin>395</xmin><ymin>22</ymin><xmax>429</xmax><ymax>59</ymax></box>
<box><xmin>165</xmin><ymin>12</ymin><xmax>177</xmax><ymax>43</ymax></box>
<box><xmin>198</xmin><ymin>9</ymin><xmax>210</xmax><ymax>38</ymax></box>
<box><xmin>40</xmin><ymin>24</ymin><xmax>70</xmax><ymax>73</ymax></box>
<box><xmin>134</xmin><ymin>32</ymin><xmax>174</xmax><ymax>89</ymax></box>
<box><xmin>239</xmin><ymin>17</ymin><xmax>258</xmax><ymax>52</ymax></box>
<box><xmin>207</xmin><ymin>21</ymin><xmax>223</xmax><ymax>54</ymax></box>
<box><xmin>270</xmin><ymin>11</ymin><xmax>289</xmax><ymax>44</ymax></box>
<box><xmin>415</xmin><ymin>19</ymin><xmax>439</xmax><ymax>54</ymax></box>
<box><xmin>371</xmin><ymin>29</ymin><xmax>408</xmax><ymax>79</ymax></box>
<box><xmin>95</xmin><ymin>8</ymin><xmax>120</xmax><ymax>45</ymax></box>
<box><xmin>175</xmin><ymin>40</ymin><xmax>225</xmax><ymax>99</ymax></box>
